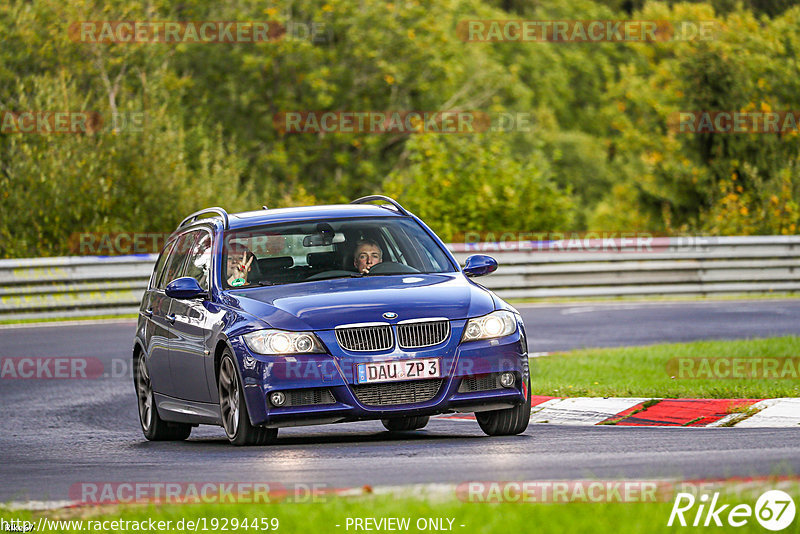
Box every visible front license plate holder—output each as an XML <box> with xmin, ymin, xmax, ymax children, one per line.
<box><xmin>355</xmin><ymin>358</ymin><xmax>441</xmax><ymax>384</ymax></box>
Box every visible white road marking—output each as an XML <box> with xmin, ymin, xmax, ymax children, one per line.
<box><xmin>706</xmin><ymin>399</ymin><xmax>782</xmax><ymax>427</ymax></box>
<box><xmin>732</xmin><ymin>398</ymin><xmax>800</xmax><ymax>428</ymax></box>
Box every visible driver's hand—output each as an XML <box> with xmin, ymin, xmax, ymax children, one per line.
<box><xmin>360</xmin><ymin>266</ymin><xmax>370</xmax><ymax>274</ymax></box>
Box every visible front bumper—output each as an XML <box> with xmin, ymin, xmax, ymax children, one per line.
<box><xmin>232</xmin><ymin>320</ymin><xmax>529</xmax><ymax>428</ymax></box>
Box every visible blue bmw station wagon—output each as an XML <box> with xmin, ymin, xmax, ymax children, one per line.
<box><xmin>133</xmin><ymin>196</ymin><xmax>531</xmax><ymax>445</ymax></box>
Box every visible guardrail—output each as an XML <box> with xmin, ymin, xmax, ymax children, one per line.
<box><xmin>0</xmin><ymin>236</ymin><xmax>798</xmax><ymax>321</ymax></box>
<box><xmin>0</xmin><ymin>255</ymin><xmax>157</xmax><ymax>321</ymax></box>
<box><xmin>449</xmin><ymin>235</ymin><xmax>800</xmax><ymax>299</ymax></box>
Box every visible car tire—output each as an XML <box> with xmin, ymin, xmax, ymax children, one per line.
<box><xmin>218</xmin><ymin>350</ymin><xmax>278</xmax><ymax>446</ymax></box>
<box><xmin>381</xmin><ymin>416</ymin><xmax>430</xmax><ymax>432</ymax></box>
<box><xmin>135</xmin><ymin>351</ymin><xmax>192</xmax><ymax>441</ymax></box>
<box><xmin>475</xmin><ymin>375</ymin><xmax>531</xmax><ymax>436</ymax></box>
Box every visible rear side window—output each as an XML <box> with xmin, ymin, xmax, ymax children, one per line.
<box><xmin>184</xmin><ymin>231</ymin><xmax>212</xmax><ymax>291</ymax></box>
<box><xmin>150</xmin><ymin>239</ymin><xmax>176</xmax><ymax>289</ymax></box>
<box><xmin>157</xmin><ymin>232</ymin><xmax>197</xmax><ymax>289</ymax></box>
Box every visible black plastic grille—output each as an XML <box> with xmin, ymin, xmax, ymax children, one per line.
<box><xmin>458</xmin><ymin>373</ymin><xmax>503</xmax><ymax>393</ymax></box>
<box><xmin>335</xmin><ymin>325</ymin><xmax>393</xmax><ymax>351</ymax></box>
<box><xmin>397</xmin><ymin>320</ymin><xmax>450</xmax><ymax>349</ymax></box>
<box><xmin>283</xmin><ymin>388</ymin><xmax>336</xmax><ymax>407</ymax></box>
<box><xmin>352</xmin><ymin>379</ymin><xmax>443</xmax><ymax>406</ymax></box>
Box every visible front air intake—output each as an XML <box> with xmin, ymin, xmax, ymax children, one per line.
<box><xmin>335</xmin><ymin>324</ymin><xmax>393</xmax><ymax>352</ymax></box>
<box><xmin>397</xmin><ymin>320</ymin><xmax>450</xmax><ymax>349</ymax></box>
<box><xmin>352</xmin><ymin>379</ymin><xmax>443</xmax><ymax>406</ymax></box>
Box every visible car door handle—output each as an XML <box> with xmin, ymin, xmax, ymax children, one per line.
<box><xmin>143</xmin><ymin>308</ymin><xmax>153</xmax><ymax>318</ymax></box>
<box><xmin>166</xmin><ymin>313</ymin><xmax>176</xmax><ymax>325</ymax></box>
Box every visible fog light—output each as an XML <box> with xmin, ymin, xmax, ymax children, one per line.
<box><xmin>270</xmin><ymin>391</ymin><xmax>286</xmax><ymax>406</ymax></box>
<box><xmin>499</xmin><ymin>372</ymin><xmax>515</xmax><ymax>388</ymax></box>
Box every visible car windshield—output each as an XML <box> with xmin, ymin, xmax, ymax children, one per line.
<box><xmin>221</xmin><ymin>217</ymin><xmax>455</xmax><ymax>288</ymax></box>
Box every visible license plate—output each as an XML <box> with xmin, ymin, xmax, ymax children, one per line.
<box><xmin>356</xmin><ymin>358</ymin><xmax>441</xmax><ymax>384</ymax></box>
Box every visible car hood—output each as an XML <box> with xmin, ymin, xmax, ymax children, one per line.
<box><xmin>225</xmin><ymin>273</ymin><xmax>495</xmax><ymax>331</ymax></box>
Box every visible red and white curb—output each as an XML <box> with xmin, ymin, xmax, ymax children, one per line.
<box><xmin>436</xmin><ymin>397</ymin><xmax>800</xmax><ymax>427</ymax></box>
<box><xmin>714</xmin><ymin>398</ymin><xmax>800</xmax><ymax>428</ymax></box>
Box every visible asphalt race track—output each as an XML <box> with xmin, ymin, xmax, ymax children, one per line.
<box><xmin>1</xmin><ymin>299</ymin><xmax>799</xmax><ymax>503</ymax></box>
<box><xmin>522</xmin><ymin>299</ymin><xmax>800</xmax><ymax>352</ymax></box>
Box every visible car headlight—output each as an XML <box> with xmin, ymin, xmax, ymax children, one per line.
<box><xmin>461</xmin><ymin>310</ymin><xmax>517</xmax><ymax>342</ymax></box>
<box><xmin>243</xmin><ymin>329</ymin><xmax>325</xmax><ymax>355</ymax></box>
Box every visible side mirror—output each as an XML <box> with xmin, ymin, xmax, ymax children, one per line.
<box><xmin>165</xmin><ymin>277</ymin><xmax>206</xmax><ymax>299</ymax></box>
<box><xmin>463</xmin><ymin>255</ymin><xmax>498</xmax><ymax>277</ymax></box>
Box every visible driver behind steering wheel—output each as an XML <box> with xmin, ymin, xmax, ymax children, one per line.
<box><xmin>353</xmin><ymin>239</ymin><xmax>383</xmax><ymax>274</ymax></box>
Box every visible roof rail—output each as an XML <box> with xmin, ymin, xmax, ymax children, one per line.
<box><xmin>177</xmin><ymin>207</ymin><xmax>229</xmax><ymax>230</ymax></box>
<box><xmin>350</xmin><ymin>195</ymin><xmax>410</xmax><ymax>216</ymax></box>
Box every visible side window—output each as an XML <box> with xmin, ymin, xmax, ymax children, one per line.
<box><xmin>157</xmin><ymin>232</ymin><xmax>197</xmax><ymax>290</ymax></box>
<box><xmin>150</xmin><ymin>240</ymin><xmax>176</xmax><ymax>289</ymax></box>
<box><xmin>184</xmin><ymin>232</ymin><xmax>212</xmax><ymax>291</ymax></box>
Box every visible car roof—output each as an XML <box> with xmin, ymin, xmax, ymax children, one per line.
<box><xmin>219</xmin><ymin>204</ymin><xmax>406</xmax><ymax>231</ymax></box>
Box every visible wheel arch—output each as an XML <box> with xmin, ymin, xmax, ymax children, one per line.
<box><xmin>213</xmin><ymin>337</ymin><xmax>234</xmax><ymax>381</ymax></box>
<box><xmin>132</xmin><ymin>340</ymin><xmax>146</xmax><ymax>381</ymax></box>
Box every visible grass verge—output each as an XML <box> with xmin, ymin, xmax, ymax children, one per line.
<box><xmin>0</xmin><ymin>314</ymin><xmax>137</xmax><ymax>326</ymax></box>
<box><xmin>508</xmin><ymin>292</ymin><xmax>800</xmax><ymax>305</ymax></box>
<box><xmin>4</xmin><ymin>483</ymin><xmax>799</xmax><ymax>534</ymax></box>
<box><xmin>529</xmin><ymin>336</ymin><xmax>800</xmax><ymax>398</ymax></box>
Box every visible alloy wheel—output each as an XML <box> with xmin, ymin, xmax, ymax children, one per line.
<box><xmin>136</xmin><ymin>355</ymin><xmax>153</xmax><ymax>432</ymax></box>
<box><xmin>219</xmin><ymin>357</ymin><xmax>240</xmax><ymax>438</ymax></box>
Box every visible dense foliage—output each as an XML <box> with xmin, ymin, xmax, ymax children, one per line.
<box><xmin>1</xmin><ymin>0</ymin><xmax>798</xmax><ymax>257</ymax></box>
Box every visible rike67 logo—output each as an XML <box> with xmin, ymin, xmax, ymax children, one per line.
<box><xmin>668</xmin><ymin>490</ymin><xmax>796</xmax><ymax>531</ymax></box>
